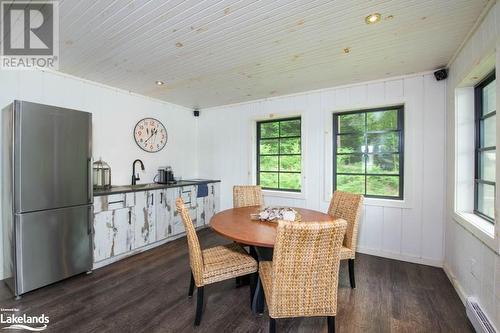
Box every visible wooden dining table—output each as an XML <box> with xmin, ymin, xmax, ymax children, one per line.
<box><xmin>210</xmin><ymin>206</ymin><xmax>334</xmax><ymax>247</ymax></box>
<box><xmin>210</xmin><ymin>205</ymin><xmax>336</xmax><ymax>313</ymax></box>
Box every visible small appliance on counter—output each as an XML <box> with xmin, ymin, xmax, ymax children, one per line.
<box><xmin>156</xmin><ymin>166</ymin><xmax>176</xmax><ymax>184</ymax></box>
<box><xmin>93</xmin><ymin>158</ymin><xmax>111</xmax><ymax>190</ymax></box>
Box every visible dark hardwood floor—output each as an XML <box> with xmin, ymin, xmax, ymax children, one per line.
<box><xmin>0</xmin><ymin>229</ymin><xmax>472</xmax><ymax>333</ymax></box>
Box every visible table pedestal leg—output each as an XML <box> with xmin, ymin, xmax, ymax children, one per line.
<box><xmin>251</xmin><ymin>246</ymin><xmax>273</xmax><ymax>314</ymax></box>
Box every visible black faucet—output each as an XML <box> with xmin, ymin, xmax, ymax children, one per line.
<box><xmin>131</xmin><ymin>159</ymin><xmax>145</xmax><ymax>185</ymax></box>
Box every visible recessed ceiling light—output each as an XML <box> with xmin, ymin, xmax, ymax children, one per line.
<box><xmin>343</xmin><ymin>47</ymin><xmax>351</xmax><ymax>54</ymax></box>
<box><xmin>365</xmin><ymin>13</ymin><xmax>381</xmax><ymax>24</ymax></box>
<box><xmin>155</xmin><ymin>80</ymin><xmax>165</xmax><ymax>86</ymax></box>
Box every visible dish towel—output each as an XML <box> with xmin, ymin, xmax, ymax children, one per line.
<box><xmin>197</xmin><ymin>184</ymin><xmax>209</xmax><ymax>198</ymax></box>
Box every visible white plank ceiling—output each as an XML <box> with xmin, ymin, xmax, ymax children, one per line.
<box><xmin>28</xmin><ymin>1</ymin><xmax>496</xmax><ymax>107</ymax></box>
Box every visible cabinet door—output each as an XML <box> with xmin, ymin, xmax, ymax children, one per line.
<box><xmin>169</xmin><ymin>187</ymin><xmax>185</xmax><ymax>235</ymax></box>
<box><xmin>93</xmin><ymin>208</ymin><xmax>134</xmax><ymax>262</ymax></box>
<box><xmin>196</xmin><ymin>183</ymin><xmax>220</xmax><ymax>227</ymax></box>
<box><xmin>113</xmin><ymin>208</ymin><xmax>134</xmax><ymax>256</ymax></box>
<box><xmin>93</xmin><ymin>211</ymin><xmax>114</xmax><ymax>262</ymax></box>
<box><xmin>196</xmin><ymin>196</ymin><xmax>206</xmax><ymax>227</ymax></box>
<box><xmin>156</xmin><ymin>189</ymin><xmax>173</xmax><ymax>241</ymax></box>
<box><xmin>132</xmin><ymin>190</ymin><xmax>157</xmax><ymax>248</ymax></box>
<box><xmin>169</xmin><ymin>186</ymin><xmax>198</xmax><ymax>235</ymax></box>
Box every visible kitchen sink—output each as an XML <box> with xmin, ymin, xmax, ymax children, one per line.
<box><xmin>131</xmin><ymin>183</ymin><xmax>159</xmax><ymax>189</ymax></box>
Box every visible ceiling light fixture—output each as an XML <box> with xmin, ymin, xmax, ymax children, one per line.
<box><xmin>365</xmin><ymin>13</ymin><xmax>381</xmax><ymax>24</ymax></box>
<box><xmin>155</xmin><ymin>80</ymin><xmax>165</xmax><ymax>86</ymax></box>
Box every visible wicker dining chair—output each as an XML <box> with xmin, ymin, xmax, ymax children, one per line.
<box><xmin>327</xmin><ymin>191</ymin><xmax>364</xmax><ymax>288</ymax></box>
<box><xmin>175</xmin><ymin>198</ymin><xmax>258</xmax><ymax>326</ymax></box>
<box><xmin>258</xmin><ymin>219</ymin><xmax>347</xmax><ymax>333</ymax></box>
<box><xmin>233</xmin><ymin>185</ymin><xmax>264</xmax><ymax>208</ymax></box>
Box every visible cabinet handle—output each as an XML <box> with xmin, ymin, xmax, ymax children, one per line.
<box><xmin>151</xmin><ymin>193</ymin><xmax>154</xmax><ymax>206</ymax></box>
<box><xmin>160</xmin><ymin>192</ymin><xmax>163</xmax><ymax>204</ymax></box>
<box><xmin>128</xmin><ymin>210</ymin><xmax>131</xmax><ymax>225</ymax></box>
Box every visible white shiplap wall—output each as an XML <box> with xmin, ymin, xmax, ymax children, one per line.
<box><xmin>445</xmin><ymin>1</ymin><xmax>500</xmax><ymax>329</ymax></box>
<box><xmin>0</xmin><ymin>69</ymin><xmax>198</xmax><ymax>280</ymax></box>
<box><xmin>198</xmin><ymin>71</ymin><xmax>446</xmax><ymax>266</ymax></box>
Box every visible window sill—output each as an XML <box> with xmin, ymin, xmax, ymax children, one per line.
<box><xmin>364</xmin><ymin>197</ymin><xmax>410</xmax><ymax>208</ymax></box>
<box><xmin>322</xmin><ymin>195</ymin><xmax>411</xmax><ymax>208</ymax></box>
<box><xmin>262</xmin><ymin>189</ymin><xmax>305</xmax><ymax>200</ymax></box>
<box><xmin>453</xmin><ymin>212</ymin><xmax>497</xmax><ymax>253</ymax></box>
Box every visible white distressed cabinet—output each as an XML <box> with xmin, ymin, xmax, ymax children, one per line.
<box><xmin>132</xmin><ymin>190</ymin><xmax>157</xmax><ymax>248</ymax></box>
<box><xmin>93</xmin><ymin>193</ymin><xmax>135</xmax><ymax>262</ymax></box>
<box><xmin>155</xmin><ymin>188</ymin><xmax>173</xmax><ymax>240</ymax></box>
<box><xmin>92</xmin><ymin>182</ymin><xmax>220</xmax><ymax>268</ymax></box>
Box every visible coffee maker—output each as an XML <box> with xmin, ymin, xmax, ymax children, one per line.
<box><xmin>157</xmin><ymin>166</ymin><xmax>175</xmax><ymax>184</ymax></box>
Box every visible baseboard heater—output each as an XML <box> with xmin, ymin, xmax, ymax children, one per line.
<box><xmin>466</xmin><ymin>297</ymin><xmax>497</xmax><ymax>333</ymax></box>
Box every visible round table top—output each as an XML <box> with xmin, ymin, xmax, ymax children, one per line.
<box><xmin>210</xmin><ymin>206</ymin><xmax>334</xmax><ymax>248</ymax></box>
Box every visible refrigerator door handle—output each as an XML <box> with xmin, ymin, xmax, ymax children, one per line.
<box><xmin>88</xmin><ymin>157</ymin><xmax>93</xmax><ymax>203</ymax></box>
<box><xmin>88</xmin><ymin>205</ymin><xmax>93</xmax><ymax>235</ymax></box>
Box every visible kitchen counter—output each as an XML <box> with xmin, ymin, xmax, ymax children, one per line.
<box><xmin>93</xmin><ymin>179</ymin><xmax>221</xmax><ymax>196</ymax></box>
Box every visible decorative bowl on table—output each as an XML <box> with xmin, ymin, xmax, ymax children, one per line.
<box><xmin>250</xmin><ymin>207</ymin><xmax>302</xmax><ymax>223</ymax></box>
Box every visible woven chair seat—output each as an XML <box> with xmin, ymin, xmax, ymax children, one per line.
<box><xmin>202</xmin><ymin>243</ymin><xmax>258</xmax><ymax>285</ymax></box>
<box><xmin>340</xmin><ymin>246</ymin><xmax>354</xmax><ymax>260</ymax></box>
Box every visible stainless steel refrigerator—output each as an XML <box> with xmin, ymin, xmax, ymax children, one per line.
<box><xmin>2</xmin><ymin>100</ymin><xmax>93</xmax><ymax>297</ymax></box>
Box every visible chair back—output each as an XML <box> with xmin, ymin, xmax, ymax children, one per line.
<box><xmin>233</xmin><ymin>185</ymin><xmax>263</xmax><ymax>208</ymax></box>
<box><xmin>327</xmin><ymin>191</ymin><xmax>363</xmax><ymax>253</ymax></box>
<box><xmin>176</xmin><ymin>197</ymin><xmax>204</xmax><ymax>286</ymax></box>
<box><xmin>269</xmin><ymin>219</ymin><xmax>347</xmax><ymax>318</ymax></box>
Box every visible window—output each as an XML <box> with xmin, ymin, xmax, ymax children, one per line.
<box><xmin>333</xmin><ymin>106</ymin><xmax>404</xmax><ymax>199</ymax></box>
<box><xmin>257</xmin><ymin>117</ymin><xmax>301</xmax><ymax>192</ymax></box>
<box><xmin>474</xmin><ymin>71</ymin><xmax>496</xmax><ymax>222</ymax></box>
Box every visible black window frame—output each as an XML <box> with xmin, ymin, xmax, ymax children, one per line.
<box><xmin>256</xmin><ymin>117</ymin><xmax>302</xmax><ymax>192</ymax></box>
<box><xmin>474</xmin><ymin>70</ymin><xmax>496</xmax><ymax>223</ymax></box>
<box><xmin>332</xmin><ymin>106</ymin><xmax>405</xmax><ymax>200</ymax></box>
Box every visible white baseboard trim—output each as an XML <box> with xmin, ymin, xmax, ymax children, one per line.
<box><xmin>443</xmin><ymin>263</ymin><xmax>467</xmax><ymax>305</ymax></box>
<box><xmin>357</xmin><ymin>246</ymin><xmax>443</xmax><ymax>267</ymax></box>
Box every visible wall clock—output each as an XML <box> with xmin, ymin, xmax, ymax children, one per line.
<box><xmin>134</xmin><ymin>118</ymin><xmax>167</xmax><ymax>153</ymax></box>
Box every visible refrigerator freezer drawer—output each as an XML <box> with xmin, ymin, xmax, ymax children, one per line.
<box><xmin>15</xmin><ymin>205</ymin><xmax>92</xmax><ymax>295</ymax></box>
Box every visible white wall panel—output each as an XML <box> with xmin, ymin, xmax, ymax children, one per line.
<box><xmin>362</xmin><ymin>206</ymin><xmax>384</xmax><ymax>251</ymax></box>
<box><xmin>382</xmin><ymin>207</ymin><xmax>402</xmax><ymax>255</ymax></box>
<box><xmin>444</xmin><ymin>1</ymin><xmax>499</xmax><ymax>329</ymax></box>
<box><xmin>401</xmin><ymin>208</ymin><xmax>421</xmax><ymax>258</ymax></box>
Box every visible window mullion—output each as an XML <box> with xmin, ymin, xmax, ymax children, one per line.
<box><xmin>364</xmin><ymin>112</ymin><xmax>368</xmax><ymax>196</ymax></box>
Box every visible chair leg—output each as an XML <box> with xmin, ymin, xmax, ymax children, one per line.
<box><xmin>254</xmin><ymin>276</ymin><xmax>265</xmax><ymax>314</ymax></box>
<box><xmin>194</xmin><ymin>286</ymin><xmax>204</xmax><ymax>326</ymax></box>
<box><xmin>269</xmin><ymin>318</ymin><xmax>276</xmax><ymax>333</ymax></box>
<box><xmin>327</xmin><ymin>316</ymin><xmax>335</xmax><ymax>333</ymax></box>
<box><xmin>188</xmin><ymin>272</ymin><xmax>195</xmax><ymax>298</ymax></box>
<box><xmin>348</xmin><ymin>259</ymin><xmax>356</xmax><ymax>289</ymax></box>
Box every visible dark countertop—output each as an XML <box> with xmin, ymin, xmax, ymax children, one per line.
<box><xmin>93</xmin><ymin>179</ymin><xmax>221</xmax><ymax>197</ymax></box>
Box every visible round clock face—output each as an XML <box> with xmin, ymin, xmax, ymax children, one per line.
<box><xmin>134</xmin><ymin>118</ymin><xmax>167</xmax><ymax>153</ymax></box>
